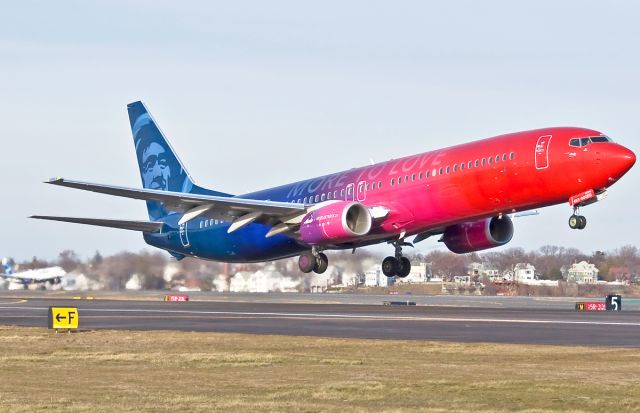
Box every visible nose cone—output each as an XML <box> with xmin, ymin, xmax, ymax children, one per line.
<box><xmin>607</xmin><ymin>144</ymin><xmax>636</xmax><ymax>180</ymax></box>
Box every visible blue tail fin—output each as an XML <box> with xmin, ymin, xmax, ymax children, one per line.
<box><xmin>127</xmin><ymin>101</ymin><xmax>232</xmax><ymax>220</ymax></box>
<box><xmin>2</xmin><ymin>258</ymin><xmax>15</xmax><ymax>275</ymax></box>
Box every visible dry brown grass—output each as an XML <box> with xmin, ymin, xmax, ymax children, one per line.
<box><xmin>0</xmin><ymin>327</ymin><xmax>638</xmax><ymax>412</ymax></box>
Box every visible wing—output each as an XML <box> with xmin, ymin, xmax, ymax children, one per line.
<box><xmin>30</xmin><ymin>216</ymin><xmax>164</xmax><ymax>233</ymax></box>
<box><xmin>40</xmin><ymin>178</ymin><xmax>312</xmax><ymax>237</ymax></box>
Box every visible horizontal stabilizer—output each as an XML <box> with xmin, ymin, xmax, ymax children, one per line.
<box><xmin>30</xmin><ymin>216</ymin><xmax>163</xmax><ymax>233</ymax></box>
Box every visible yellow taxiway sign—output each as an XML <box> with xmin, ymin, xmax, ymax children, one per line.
<box><xmin>48</xmin><ymin>307</ymin><xmax>79</xmax><ymax>329</ymax></box>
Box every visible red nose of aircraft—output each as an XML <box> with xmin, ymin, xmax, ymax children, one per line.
<box><xmin>608</xmin><ymin>144</ymin><xmax>636</xmax><ymax>180</ymax></box>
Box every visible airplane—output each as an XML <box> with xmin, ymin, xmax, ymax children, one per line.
<box><xmin>1</xmin><ymin>257</ymin><xmax>66</xmax><ymax>287</ymax></box>
<box><xmin>32</xmin><ymin>101</ymin><xmax>636</xmax><ymax>278</ymax></box>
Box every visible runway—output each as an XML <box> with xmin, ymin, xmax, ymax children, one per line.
<box><xmin>1</xmin><ymin>295</ymin><xmax>639</xmax><ymax>346</ymax></box>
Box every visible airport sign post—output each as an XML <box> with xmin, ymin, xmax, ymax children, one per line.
<box><xmin>48</xmin><ymin>307</ymin><xmax>79</xmax><ymax>331</ymax></box>
<box><xmin>605</xmin><ymin>294</ymin><xmax>622</xmax><ymax>311</ymax></box>
<box><xmin>164</xmin><ymin>294</ymin><xmax>189</xmax><ymax>302</ymax></box>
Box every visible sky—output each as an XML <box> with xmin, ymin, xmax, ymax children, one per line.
<box><xmin>1</xmin><ymin>1</ymin><xmax>639</xmax><ymax>261</ymax></box>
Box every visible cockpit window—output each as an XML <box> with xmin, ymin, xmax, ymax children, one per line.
<box><xmin>569</xmin><ymin>136</ymin><xmax>612</xmax><ymax>147</ymax></box>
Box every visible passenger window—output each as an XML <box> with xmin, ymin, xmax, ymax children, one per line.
<box><xmin>495</xmin><ymin>155</ymin><xmax>500</xmax><ymax>162</ymax></box>
<box><xmin>210</xmin><ymin>219</ymin><xmax>214</xmax><ymax>226</ymax></box>
<box><xmin>321</xmin><ymin>193</ymin><xmax>326</xmax><ymax>201</ymax></box>
<box><xmin>453</xmin><ymin>164</ymin><xmax>458</xmax><ymax>172</ymax></box>
<box><xmin>475</xmin><ymin>159</ymin><xmax>479</xmax><ymax>167</ymax></box>
<box><xmin>405</xmin><ymin>175</ymin><xmax>409</xmax><ymax>182</ymax></box>
<box><xmin>481</xmin><ymin>158</ymin><xmax>486</xmax><ymax>166</ymax></box>
<box><xmin>327</xmin><ymin>192</ymin><xmax>332</xmax><ymax>200</ymax></box>
<box><xmin>377</xmin><ymin>181</ymin><xmax>381</xmax><ymax>189</ymax></box>
<box><xmin>460</xmin><ymin>163</ymin><xmax>465</xmax><ymax>171</ymax></box>
<box><xmin>334</xmin><ymin>190</ymin><xmax>338</xmax><ymax>198</ymax></box>
<box><xmin>509</xmin><ymin>152</ymin><xmax>515</xmax><ymax>160</ymax></box>
<box><xmin>502</xmin><ymin>154</ymin><xmax>507</xmax><ymax>161</ymax></box>
<box><xmin>418</xmin><ymin>172</ymin><xmax>422</xmax><ymax>180</ymax></box>
<box><xmin>391</xmin><ymin>178</ymin><xmax>395</xmax><ymax>186</ymax></box>
<box><xmin>303</xmin><ymin>197</ymin><xmax>307</xmax><ymax>204</ymax></box>
<box><xmin>340</xmin><ymin>189</ymin><xmax>344</xmax><ymax>197</ymax></box>
<box><xmin>315</xmin><ymin>194</ymin><xmax>320</xmax><ymax>202</ymax></box>
<box><xmin>488</xmin><ymin>157</ymin><xmax>492</xmax><ymax>165</ymax></box>
<box><xmin>412</xmin><ymin>174</ymin><xmax>416</xmax><ymax>181</ymax></box>
<box><xmin>199</xmin><ymin>221</ymin><xmax>203</xmax><ymax>229</ymax></box>
<box><xmin>468</xmin><ymin>161</ymin><xmax>472</xmax><ymax>169</ymax></box>
<box><xmin>426</xmin><ymin>170</ymin><xmax>430</xmax><ymax>178</ymax></box>
<box><xmin>446</xmin><ymin>166</ymin><xmax>450</xmax><ymax>174</ymax></box>
<box><xmin>438</xmin><ymin>167</ymin><xmax>443</xmax><ymax>175</ymax></box>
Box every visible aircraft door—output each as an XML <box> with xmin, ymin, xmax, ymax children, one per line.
<box><xmin>535</xmin><ymin>135</ymin><xmax>552</xmax><ymax>170</ymax></box>
<box><xmin>179</xmin><ymin>223</ymin><xmax>190</xmax><ymax>247</ymax></box>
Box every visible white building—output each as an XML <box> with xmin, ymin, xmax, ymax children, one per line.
<box><xmin>125</xmin><ymin>273</ymin><xmax>143</xmax><ymax>290</ymax></box>
<box><xmin>364</xmin><ymin>265</ymin><xmax>394</xmax><ymax>287</ymax></box>
<box><xmin>514</xmin><ymin>263</ymin><xmax>536</xmax><ymax>283</ymax></box>
<box><xmin>62</xmin><ymin>272</ymin><xmax>102</xmax><ymax>291</ymax></box>
<box><xmin>396</xmin><ymin>262</ymin><xmax>429</xmax><ymax>284</ymax></box>
<box><xmin>229</xmin><ymin>268</ymin><xmax>300</xmax><ymax>293</ymax></box>
<box><xmin>566</xmin><ymin>261</ymin><xmax>599</xmax><ymax>284</ymax></box>
<box><xmin>468</xmin><ymin>262</ymin><xmax>501</xmax><ymax>281</ymax></box>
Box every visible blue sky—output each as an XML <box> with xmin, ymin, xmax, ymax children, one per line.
<box><xmin>1</xmin><ymin>1</ymin><xmax>639</xmax><ymax>260</ymax></box>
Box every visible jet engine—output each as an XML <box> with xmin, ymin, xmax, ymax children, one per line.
<box><xmin>441</xmin><ymin>215</ymin><xmax>513</xmax><ymax>254</ymax></box>
<box><xmin>300</xmin><ymin>201</ymin><xmax>372</xmax><ymax>245</ymax></box>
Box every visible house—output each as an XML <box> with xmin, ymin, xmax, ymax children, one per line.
<box><xmin>365</xmin><ymin>265</ymin><xmax>394</xmax><ymax>287</ymax></box>
<box><xmin>468</xmin><ymin>262</ymin><xmax>501</xmax><ymax>281</ymax></box>
<box><xmin>565</xmin><ymin>261</ymin><xmax>599</xmax><ymax>284</ymax></box>
<box><xmin>396</xmin><ymin>262</ymin><xmax>430</xmax><ymax>284</ymax></box>
<box><xmin>62</xmin><ymin>271</ymin><xmax>102</xmax><ymax>291</ymax></box>
<box><xmin>514</xmin><ymin>263</ymin><xmax>536</xmax><ymax>283</ymax></box>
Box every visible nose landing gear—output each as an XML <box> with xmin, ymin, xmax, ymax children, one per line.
<box><xmin>382</xmin><ymin>239</ymin><xmax>412</xmax><ymax>278</ymax></box>
<box><xmin>568</xmin><ymin>207</ymin><xmax>587</xmax><ymax>230</ymax></box>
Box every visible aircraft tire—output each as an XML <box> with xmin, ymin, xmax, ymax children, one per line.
<box><xmin>577</xmin><ymin>216</ymin><xmax>587</xmax><ymax>230</ymax></box>
<box><xmin>314</xmin><ymin>253</ymin><xmax>329</xmax><ymax>274</ymax></box>
<box><xmin>397</xmin><ymin>257</ymin><xmax>411</xmax><ymax>278</ymax></box>
<box><xmin>298</xmin><ymin>253</ymin><xmax>316</xmax><ymax>273</ymax></box>
<box><xmin>382</xmin><ymin>256</ymin><xmax>399</xmax><ymax>277</ymax></box>
<box><xmin>568</xmin><ymin>215</ymin><xmax>579</xmax><ymax>229</ymax></box>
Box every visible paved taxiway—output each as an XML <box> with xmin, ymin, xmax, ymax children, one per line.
<box><xmin>0</xmin><ymin>296</ymin><xmax>638</xmax><ymax>346</ymax></box>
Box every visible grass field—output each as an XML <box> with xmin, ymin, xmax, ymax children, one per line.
<box><xmin>0</xmin><ymin>327</ymin><xmax>639</xmax><ymax>412</ymax></box>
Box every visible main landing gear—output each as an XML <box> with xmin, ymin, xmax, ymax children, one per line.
<box><xmin>381</xmin><ymin>239</ymin><xmax>412</xmax><ymax>278</ymax></box>
<box><xmin>568</xmin><ymin>207</ymin><xmax>587</xmax><ymax>230</ymax></box>
<box><xmin>298</xmin><ymin>247</ymin><xmax>328</xmax><ymax>274</ymax></box>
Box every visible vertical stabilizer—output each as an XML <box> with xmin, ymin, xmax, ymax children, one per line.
<box><xmin>127</xmin><ymin>101</ymin><xmax>231</xmax><ymax>220</ymax></box>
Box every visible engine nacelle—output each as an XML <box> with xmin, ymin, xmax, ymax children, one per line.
<box><xmin>441</xmin><ymin>215</ymin><xmax>514</xmax><ymax>254</ymax></box>
<box><xmin>300</xmin><ymin>201</ymin><xmax>372</xmax><ymax>245</ymax></box>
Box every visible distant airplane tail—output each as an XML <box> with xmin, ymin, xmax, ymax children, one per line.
<box><xmin>127</xmin><ymin>101</ymin><xmax>232</xmax><ymax>220</ymax></box>
<box><xmin>1</xmin><ymin>258</ymin><xmax>15</xmax><ymax>275</ymax></box>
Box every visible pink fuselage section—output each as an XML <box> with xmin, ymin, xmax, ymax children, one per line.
<box><xmin>245</xmin><ymin>126</ymin><xmax>635</xmax><ymax>247</ymax></box>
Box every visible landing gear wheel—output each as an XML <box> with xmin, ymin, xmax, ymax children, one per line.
<box><xmin>382</xmin><ymin>256</ymin><xmax>399</xmax><ymax>277</ymax></box>
<box><xmin>298</xmin><ymin>253</ymin><xmax>315</xmax><ymax>273</ymax></box>
<box><xmin>577</xmin><ymin>215</ymin><xmax>587</xmax><ymax>230</ymax></box>
<box><xmin>397</xmin><ymin>257</ymin><xmax>411</xmax><ymax>278</ymax></box>
<box><xmin>568</xmin><ymin>215</ymin><xmax>580</xmax><ymax>229</ymax></box>
<box><xmin>313</xmin><ymin>253</ymin><xmax>328</xmax><ymax>274</ymax></box>
<box><xmin>569</xmin><ymin>215</ymin><xmax>587</xmax><ymax>230</ymax></box>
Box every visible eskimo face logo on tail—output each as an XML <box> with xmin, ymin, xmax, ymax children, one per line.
<box><xmin>133</xmin><ymin>113</ymin><xmax>187</xmax><ymax>193</ymax></box>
